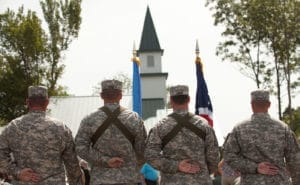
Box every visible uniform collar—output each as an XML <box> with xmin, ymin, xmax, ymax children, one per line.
<box><xmin>28</xmin><ymin>110</ymin><xmax>46</xmax><ymax>116</ymax></box>
<box><xmin>251</xmin><ymin>112</ymin><xmax>271</xmax><ymax>122</ymax></box>
<box><xmin>104</xmin><ymin>103</ymin><xmax>120</xmax><ymax>111</ymax></box>
<box><xmin>173</xmin><ymin>109</ymin><xmax>189</xmax><ymax>116</ymax></box>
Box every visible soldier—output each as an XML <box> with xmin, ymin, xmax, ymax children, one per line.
<box><xmin>75</xmin><ymin>79</ymin><xmax>147</xmax><ymax>185</ymax></box>
<box><xmin>145</xmin><ymin>85</ymin><xmax>219</xmax><ymax>185</ymax></box>
<box><xmin>0</xmin><ymin>86</ymin><xmax>83</xmax><ymax>185</ymax></box>
<box><xmin>224</xmin><ymin>90</ymin><xmax>300</xmax><ymax>185</ymax></box>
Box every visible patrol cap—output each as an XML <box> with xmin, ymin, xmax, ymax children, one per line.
<box><xmin>28</xmin><ymin>86</ymin><xmax>48</xmax><ymax>99</ymax></box>
<box><xmin>101</xmin><ymin>80</ymin><xmax>122</xmax><ymax>91</ymax></box>
<box><xmin>251</xmin><ymin>90</ymin><xmax>270</xmax><ymax>102</ymax></box>
<box><xmin>170</xmin><ymin>85</ymin><xmax>189</xmax><ymax>96</ymax></box>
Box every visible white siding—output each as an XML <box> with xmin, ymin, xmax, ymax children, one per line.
<box><xmin>139</xmin><ymin>52</ymin><xmax>162</xmax><ymax>73</ymax></box>
<box><xmin>141</xmin><ymin>76</ymin><xmax>167</xmax><ymax>101</ymax></box>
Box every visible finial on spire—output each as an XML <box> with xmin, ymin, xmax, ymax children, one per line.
<box><xmin>132</xmin><ymin>41</ymin><xmax>141</xmax><ymax>65</ymax></box>
<box><xmin>133</xmin><ymin>41</ymin><xmax>137</xmax><ymax>58</ymax></box>
<box><xmin>195</xmin><ymin>39</ymin><xmax>200</xmax><ymax>57</ymax></box>
<box><xmin>195</xmin><ymin>39</ymin><xmax>202</xmax><ymax>64</ymax></box>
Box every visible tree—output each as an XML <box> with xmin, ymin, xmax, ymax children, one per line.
<box><xmin>0</xmin><ymin>7</ymin><xmax>48</xmax><ymax>121</ymax></box>
<box><xmin>206</xmin><ymin>0</ymin><xmax>300</xmax><ymax>120</ymax></box>
<box><xmin>0</xmin><ymin>0</ymin><xmax>82</xmax><ymax>123</ymax></box>
<box><xmin>41</xmin><ymin>0</ymin><xmax>82</xmax><ymax>96</ymax></box>
<box><xmin>283</xmin><ymin>107</ymin><xmax>300</xmax><ymax>137</ymax></box>
<box><xmin>206</xmin><ymin>0</ymin><xmax>272</xmax><ymax>89</ymax></box>
<box><xmin>92</xmin><ymin>72</ymin><xmax>132</xmax><ymax>96</ymax></box>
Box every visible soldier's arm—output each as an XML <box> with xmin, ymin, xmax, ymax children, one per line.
<box><xmin>205</xmin><ymin>127</ymin><xmax>219</xmax><ymax>174</ymax></box>
<box><xmin>133</xmin><ymin>117</ymin><xmax>147</xmax><ymax>167</ymax></box>
<box><xmin>0</xmin><ymin>124</ymin><xmax>22</xmax><ymax>180</ymax></box>
<box><xmin>145</xmin><ymin>126</ymin><xmax>179</xmax><ymax>174</ymax></box>
<box><xmin>75</xmin><ymin>118</ymin><xmax>110</xmax><ymax>167</ymax></box>
<box><xmin>224</xmin><ymin>128</ymin><xmax>258</xmax><ymax>174</ymax></box>
<box><xmin>284</xmin><ymin>128</ymin><xmax>300</xmax><ymax>185</ymax></box>
<box><xmin>61</xmin><ymin>126</ymin><xmax>82</xmax><ymax>185</ymax></box>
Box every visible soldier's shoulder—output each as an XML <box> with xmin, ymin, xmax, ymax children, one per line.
<box><xmin>45</xmin><ymin>116</ymin><xmax>72</xmax><ymax>132</ymax></box>
<box><xmin>192</xmin><ymin>114</ymin><xmax>211</xmax><ymax>127</ymax></box>
<box><xmin>269</xmin><ymin>117</ymin><xmax>289</xmax><ymax>129</ymax></box>
<box><xmin>81</xmin><ymin>108</ymin><xmax>104</xmax><ymax>122</ymax></box>
<box><xmin>4</xmin><ymin>115</ymin><xmax>26</xmax><ymax>131</ymax></box>
<box><xmin>232</xmin><ymin>118</ymin><xmax>252</xmax><ymax>130</ymax></box>
<box><xmin>151</xmin><ymin>116</ymin><xmax>173</xmax><ymax>131</ymax></box>
<box><xmin>120</xmin><ymin>108</ymin><xmax>142</xmax><ymax>123</ymax></box>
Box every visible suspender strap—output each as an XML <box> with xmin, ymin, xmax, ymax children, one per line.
<box><xmin>161</xmin><ymin>113</ymin><xmax>206</xmax><ymax>149</ymax></box>
<box><xmin>91</xmin><ymin>106</ymin><xmax>134</xmax><ymax>147</ymax></box>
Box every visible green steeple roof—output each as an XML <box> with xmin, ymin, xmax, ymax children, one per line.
<box><xmin>139</xmin><ymin>7</ymin><xmax>163</xmax><ymax>53</ymax></box>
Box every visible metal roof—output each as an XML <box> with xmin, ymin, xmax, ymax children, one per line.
<box><xmin>138</xmin><ymin>6</ymin><xmax>163</xmax><ymax>53</ymax></box>
<box><xmin>48</xmin><ymin>96</ymin><xmax>132</xmax><ymax>136</ymax></box>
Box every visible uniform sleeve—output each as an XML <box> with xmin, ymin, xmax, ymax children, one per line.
<box><xmin>75</xmin><ymin>118</ymin><xmax>110</xmax><ymax>167</ymax></box>
<box><xmin>145</xmin><ymin>126</ymin><xmax>179</xmax><ymax>174</ymax></box>
<box><xmin>134</xmin><ymin>117</ymin><xmax>147</xmax><ymax>167</ymax></box>
<box><xmin>224</xmin><ymin>128</ymin><xmax>258</xmax><ymax>174</ymax></box>
<box><xmin>205</xmin><ymin>127</ymin><xmax>220</xmax><ymax>174</ymax></box>
<box><xmin>284</xmin><ymin>127</ymin><xmax>300</xmax><ymax>185</ymax></box>
<box><xmin>0</xmin><ymin>124</ymin><xmax>22</xmax><ymax>179</ymax></box>
<box><xmin>61</xmin><ymin>126</ymin><xmax>82</xmax><ymax>185</ymax></box>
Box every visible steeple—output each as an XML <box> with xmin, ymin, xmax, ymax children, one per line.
<box><xmin>139</xmin><ymin>6</ymin><xmax>163</xmax><ymax>53</ymax></box>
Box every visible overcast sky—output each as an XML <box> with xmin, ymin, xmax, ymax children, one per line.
<box><xmin>1</xmin><ymin>0</ymin><xmax>296</xmax><ymax>142</ymax></box>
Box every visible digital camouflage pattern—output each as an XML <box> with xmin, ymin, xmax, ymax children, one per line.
<box><xmin>145</xmin><ymin>110</ymin><xmax>219</xmax><ymax>185</ymax></box>
<box><xmin>75</xmin><ymin>103</ymin><xmax>147</xmax><ymax>185</ymax></box>
<box><xmin>169</xmin><ymin>85</ymin><xmax>189</xmax><ymax>96</ymax></box>
<box><xmin>250</xmin><ymin>90</ymin><xmax>269</xmax><ymax>102</ymax></box>
<box><xmin>224</xmin><ymin>113</ymin><xmax>300</xmax><ymax>185</ymax></box>
<box><xmin>28</xmin><ymin>86</ymin><xmax>48</xmax><ymax>98</ymax></box>
<box><xmin>101</xmin><ymin>80</ymin><xmax>122</xmax><ymax>91</ymax></box>
<box><xmin>0</xmin><ymin>111</ymin><xmax>82</xmax><ymax>185</ymax></box>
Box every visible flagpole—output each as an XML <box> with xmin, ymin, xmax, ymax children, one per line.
<box><xmin>132</xmin><ymin>41</ymin><xmax>142</xmax><ymax>116</ymax></box>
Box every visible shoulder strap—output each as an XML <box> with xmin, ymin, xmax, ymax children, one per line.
<box><xmin>161</xmin><ymin>113</ymin><xmax>185</xmax><ymax>149</ymax></box>
<box><xmin>91</xmin><ymin>106</ymin><xmax>134</xmax><ymax>147</ymax></box>
<box><xmin>161</xmin><ymin>113</ymin><xmax>206</xmax><ymax>149</ymax></box>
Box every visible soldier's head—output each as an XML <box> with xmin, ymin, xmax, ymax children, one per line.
<box><xmin>170</xmin><ymin>85</ymin><xmax>190</xmax><ymax>109</ymax></box>
<box><xmin>100</xmin><ymin>79</ymin><xmax>122</xmax><ymax>103</ymax></box>
<box><xmin>250</xmin><ymin>90</ymin><xmax>270</xmax><ymax>113</ymax></box>
<box><xmin>26</xmin><ymin>86</ymin><xmax>49</xmax><ymax>111</ymax></box>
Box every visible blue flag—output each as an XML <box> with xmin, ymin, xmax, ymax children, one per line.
<box><xmin>132</xmin><ymin>57</ymin><xmax>142</xmax><ymax>116</ymax></box>
<box><xmin>195</xmin><ymin>57</ymin><xmax>213</xmax><ymax>127</ymax></box>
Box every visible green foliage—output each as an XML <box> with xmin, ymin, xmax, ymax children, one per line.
<box><xmin>0</xmin><ymin>0</ymin><xmax>82</xmax><ymax>123</ymax></box>
<box><xmin>283</xmin><ymin>107</ymin><xmax>300</xmax><ymax>137</ymax></box>
<box><xmin>40</xmin><ymin>0</ymin><xmax>82</xmax><ymax>95</ymax></box>
<box><xmin>0</xmin><ymin>8</ymin><xmax>48</xmax><ymax>121</ymax></box>
<box><xmin>206</xmin><ymin>0</ymin><xmax>300</xmax><ymax>120</ymax></box>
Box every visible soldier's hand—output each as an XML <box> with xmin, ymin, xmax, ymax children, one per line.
<box><xmin>257</xmin><ymin>162</ymin><xmax>279</xmax><ymax>175</ymax></box>
<box><xmin>178</xmin><ymin>159</ymin><xmax>200</xmax><ymax>174</ymax></box>
<box><xmin>108</xmin><ymin>157</ymin><xmax>124</xmax><ymax>168</ymax></box>
<box><xmin>18</xmin><ymin>168</ymin><xmax>40</xmax><ymax>182</ymax></box>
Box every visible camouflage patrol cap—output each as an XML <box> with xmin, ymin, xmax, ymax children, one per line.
<box><xmin>28</xmin><ymin>86</ymin><xmax>48</xmax><ymax>98</ymax></box>
<box><xmin>170</xmin><ymin>85</ymin><xmax>189</xmax><ymax>96</ymax></box>
<box><xmin>101</xmin><ymin>80</ymin><xmax>122</xmax><ymax>91</ymax></box>
<box><xmin>251</xmin><ymin>90</ymin><xmax>270</xmax><ymax>102</ymax></box>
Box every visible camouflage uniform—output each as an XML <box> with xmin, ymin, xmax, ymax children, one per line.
<box><xmin>224</xmin><ymin>90</ymin><xmax>300</xmax><ymax>185</ymax></box>
<box><xmin>0</xmin><ymin>86</ymin><xmax>82</xmax><ymax>185</ymax></box>
<box><xmin>75</xmin><ymin>80</ymin><xmax>147</xmax><ymax>185</ymax></box>
<box><xmin>145</xmin><ymin>85</ymin><xmax>219</xmax><ymax>185</ymax></box>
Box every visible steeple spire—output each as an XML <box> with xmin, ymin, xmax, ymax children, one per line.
<box><xmin>139</xmin><ymin>6</ymin><xmax>163</xmax><ymax>53</ymax></box>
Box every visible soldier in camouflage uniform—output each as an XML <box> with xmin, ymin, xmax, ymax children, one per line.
<box><xmin>145</xmin><ymin>85</ymin><xmax>219</xmax><ymax>185</ymax></box>
<box><xmin>224</xmin><ymin>90</ymin><xmax>300</xmax><ymax>185</ymax></box>
<box><xmin>0</xmin><ymin>86</ymin><xmax>82</xmax><ymax>185</ymax></box>
<box><xmin>75</xmin><ymin>79</ymin><xmax>147</xmax><ymax>185</ymax></box>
